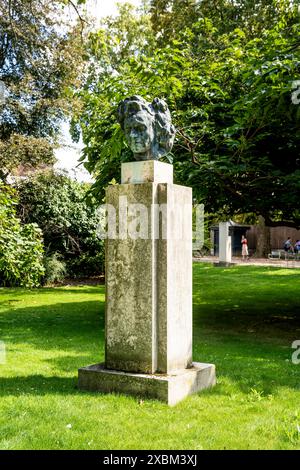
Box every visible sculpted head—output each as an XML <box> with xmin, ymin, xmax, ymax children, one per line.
<box><xmin>118</xmin><ymin>96</ymin><xmax>176</xmax><ymax>161</ymax></box>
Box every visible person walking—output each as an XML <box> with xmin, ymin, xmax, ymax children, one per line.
<box><xmin>241</xmin><ymin>235</ymin><xmax>249</xmax><ymax>261</ymax></box>
<box><xmin>283</xmin><ymin>237</ymin><xmax>292</xmax><ymax>251</ymax></box>
<box><xmin>283</xmin><ymin>237</ymin><xmax>294</xmax><ymax>260</ymax></box>
<box><xmin>294</xmin><ymin>240</ymin><xmax>300</xmax><ymax>259</ymax></box>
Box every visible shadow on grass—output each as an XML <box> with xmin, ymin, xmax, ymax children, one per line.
<box><xmin>45</xmin><ymin>354</ymin><xmax>104</xmax><ymax>373</ymax></box>
<box><xmin>194</xmin><ymin>332</ymin><xmax>300</xmax><ymax>395</ymax></box>
<box><xmin>0</xmin><ymin>375</ymin><xmax>79</xmax><ymax>397</ymax></box>
<box><xmin>193</xmin><ymin>265</ymin><xmax>300</xmax><ymax>339</ymax></box>
<box><xmin>0</xmin><ymin>300</ymin><xmax>105</xmax><ymax>353</ymax></box>
<box><xmin>1</xmin><ymin>347</ymin><xmax>299</xmax><ymax>398</ymax></box>
<box><xmin>1</xmin><ymin>267</ymin><xmax>300</xmax><ymax>400</ymax></box>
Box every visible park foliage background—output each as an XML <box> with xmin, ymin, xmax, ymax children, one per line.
<box><xmin>0</xmin><ymin>1</ymin><xmax>300</xmax><ymax>451</ymax></box>
<box><xmin>0</xmin><ymin>0</ymin><xmax>300</xmax><ymax>285</ymax></box>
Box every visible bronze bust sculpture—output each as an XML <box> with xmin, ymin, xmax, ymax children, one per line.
<box><xmin>118</xmin><ymin>95</ymin><xmax>176</xmax><ymax>161</ymax></box>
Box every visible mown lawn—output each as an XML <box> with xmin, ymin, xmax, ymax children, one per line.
<box><xmin>0</xmin><ymin>263</ymin><xmax>299</xmax><ymax>450</ymax></box>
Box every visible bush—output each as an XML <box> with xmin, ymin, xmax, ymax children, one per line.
<box><xmin>0</xmin><ymin>183</ymin><xmax>44</xmax><ymax>287</ymax></box>
<box><xmin>17</xmin><ymin>171</ymin><xmax>104</xmax><ymax>279</ymax></box>
<box><xmin>43</xmin><ymin>253</ymin><xmax>67</xmax><ymax>284</ymax></box>
<box><xmin>66</xmin><ymin>252</ymin><xmax>104</xmax><ymax>278</ymax></box>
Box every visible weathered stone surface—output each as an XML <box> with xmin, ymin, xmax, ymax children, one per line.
<box><xmin>105</xmin><ymin>183</ymin><xmax>157</xmax><ymax>374</ymax></box>
<box><xmin>78</xmin><ymin>362</ymin><xmax>216</xmax><ymax>406</ymax></box>
<box><xmin>105</xmin><ymin>182</ymin><xmax>193</xmax><ymax>375</ymax></box>
<box><xmin>121</xmin><ymin>160</ymin><xmax>173</xmax><ymax>185</ymax></box>
<box><xmin>156</xmin><ymin>184</ymin><xmax>192</xmax><ymax>373</ymax></box>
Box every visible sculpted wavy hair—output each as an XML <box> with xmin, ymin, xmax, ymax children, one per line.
<box><xmin>118</xmin><ymin>95</ymin><xmax>176</xmax><ymax>159</ymax></box>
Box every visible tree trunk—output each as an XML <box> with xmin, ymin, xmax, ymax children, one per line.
<box><xmin>255</xmin><ymin>216</ymin><xmax>271</xmax><ymax>258</ymax></box>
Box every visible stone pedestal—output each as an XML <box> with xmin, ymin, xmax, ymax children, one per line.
<box><xmin>78</xmin><ymin>362</ymin><xmax>216</xmax><ymax>407</ymax></box>
<box><xmin>78</xmin><ymin>161</ymin><xmax>216</xmax><ymax>405</ymax></box>
<box><xmin>216</xmin><ymin>222</ymin><xmax>233</xmax><ymax>267</ymax></box>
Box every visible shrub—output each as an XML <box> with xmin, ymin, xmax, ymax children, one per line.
<box><xmin>66</xmin><ymin>252</ymin><xmax>104</xmax><ymax>278</ymax></box>
<box><xmin>0</xmin><ymin>183</ymin><xmax>44</xmax><ymax>287</ymax></box>
<box><xmin>43</xmin><ymin>253</ymin><xmax>67</xmax><ymax>284</ymax></box>
<box><xmin>17</xmin><ymin>171</ymin><xmax>104</xmax><ymax>278</ymax></box>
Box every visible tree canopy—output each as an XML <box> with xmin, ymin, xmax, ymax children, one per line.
<box><xmin>0</xmin><ymin>0</ymin><xmax>85</xmax><ymax>181</ymax></box>
<box><xmin>73</xmin><ymin>0</ymin><xmax>300</xmax><ymax>228</ymax></box>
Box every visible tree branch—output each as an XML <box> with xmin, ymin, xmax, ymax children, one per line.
<box><xmin>68</xmin><ymin>0</ymin><xmax>88</xmax><ymax>38</ymax></box>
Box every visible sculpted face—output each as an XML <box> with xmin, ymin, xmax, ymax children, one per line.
<box><xmin>124</xmin><ymin>112</ymin><xmax>154</xmax><ymax>157</ymax></box>
<box><xmin>118</xmin><ymin>96</ymin><xmax>175</xmax><ymax>161</ymax></box>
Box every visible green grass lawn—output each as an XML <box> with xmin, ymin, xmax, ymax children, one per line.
<box><xmin>0</xmin><ymin>263</ymin><xmax>300</xmax><ymax>450</ymax></box>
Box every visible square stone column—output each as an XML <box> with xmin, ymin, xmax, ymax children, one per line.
<box><xmin>78</xmin><ymin>161</ymin><xmax>216</xmax><ymax>405</ymax></box>
<box><xmin>219</xmin><ymin>222</ymin><xmax>232</xmax><ymax>265</ymax></box>
<box><xmin>105</xmin><ymin>181</ymin><xmax>193</xmax><ymax>375</ymax></box>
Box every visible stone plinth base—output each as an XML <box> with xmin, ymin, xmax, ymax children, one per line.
<box><xmin>214</xmin><ymin>262</ymin><xmax>235</xmax><ymax>268</ymax></box>
<box><xmin>78</xmin><ymin>362</ymin><xmax>216</xmax><ymax>406</ymax></box>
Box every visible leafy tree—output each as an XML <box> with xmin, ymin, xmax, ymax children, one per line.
<box><xmin>150</xmin><ymin>0</ymin><xmax>299</xmax><ymax>41</ymax></box>
<box><xmin>74</xmin><ymin>1</ymin><xmax>300</xmax><ymax>230</ymax></box>
<box><xmin>17</xmin><ymin>171</ymin><xmax>104</xmax><ymax>277</ymax></box>
<box><xmin>0</xmin><ymin>0</ymin><xmax>85</xmax><ymax>181</ymax></box>
<box><xmin>0</xmin><ymin>182</ymin><xmax>44</xmax><ymax>287</ymax></box>
<box><xmin>0</xmin><ymin>135</ymin><xmax>55</xmax><ymax>181</ymax></box>
<box><xmin>70</xmin><ymin>2</ymin><xmax>155</xmax><ymax>198</ymax></box>
<box><xmin>173</xmin><ymin>23</ymin><xmax>300</xmax><ymax>228</ymax></box>
<box><xmin>149</xmin><ymin>0</ymin><xmax>200</xmax><ymax>42</ymax></box>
